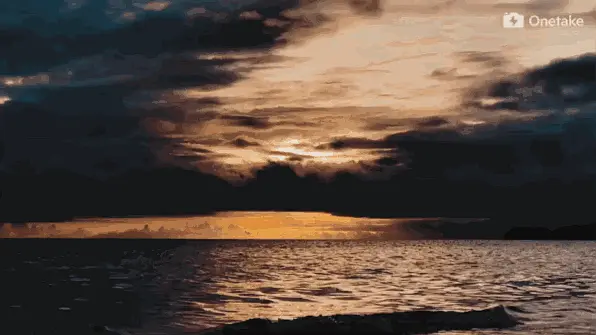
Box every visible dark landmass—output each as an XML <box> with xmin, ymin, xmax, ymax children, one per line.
<box><xmin>504</xmin><ymin>222</ymin><xmax>596</xmax><ymax>240</ymax></box>
<box><xmin>390</xmin><ymin>218</ymin><xmax>596</xmax><ymax>241</ymax></box>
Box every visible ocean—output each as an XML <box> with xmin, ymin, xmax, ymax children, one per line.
<box><xmin>1</xmin><ymin>239</ymin><xmax>595</xmax><ymax>334</ymax></box>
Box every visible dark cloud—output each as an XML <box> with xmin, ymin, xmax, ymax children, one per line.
<box><xmin>0</xmin><ymin>159</ymin><xmax>595</xmax><ymax>225</ymax></box>
<box><xmin>374</xmin><ymin>156</ymin><xmax>399</xmax><ymax>166</ymax></box>
<box><xmin>317</xmin><ymin>137</ymin><xmax>386</xmax><ymax>150</ymax></box>
<box><xmin>219</xmin><ymin>115</ymin><xmax>272</xmax><ymax>129</ymax></box>
<box><xmin>466</xmin><ymin>54</ymin><xmax>596</xmax><ymax>112</ymax></box>
<box><xmin>430</xmin><ymin>68</ymin><xmax>459</xmax><ymax>79</ymax></box>
<box><xmin>237</xmin><ymin>53</ymin><xmax>596</xmax><ymax>221</ymax></box>
<box><xmin>248</xmin><ymin>106</ymin><xmax>321</xmax><ymax>117</ymax></box>
<box><xmin>348</xmin><ymin>0</ymin><xmax>382</xmax><ymax>14</ymax></box>
<box><xmin>229</xmin><ymin>137</ymin><xmax>261</xmax><ymax>148</ymax></box>
<box><xmin>363</xmin><ymin>121</ymin><xmax>405</xmax><ymax>131</ymax></box>
<box><xmin>2</xmin><ymin>3</ymin><xmax>596</xmax><ymax>231</ymax></box>
<box><xmin>414</xmin><ymin>116</ymin><xmax>451</xmax><ymax>128</ymax></box>
<box><xmin>457</xmin><ymin>51</ymin><xmax>508</xmax><ymax>67</ymax></box>
<box><xmin>0</xmin><ymin>0</ymin><xmax>384</xmax><ymax>177</ymax></box>
<box><xmin>316</xmin><ymin>54</ymin><xmax>596</xmax><ymax>186</ymax></box>
<box><xmin>430</xmin><ymin>52</ymin><xmax>507</xmax><ymax>81</ymax></box>
<box><xmin>217</xmin><ymin>114</ymin><xmax>320</xmax><ymax>131</ymax></box>
<box><xmin>364</xmin><ymin>116</ymin><xmax>452</xmax><ymax>132</ymax></box>
<box><xmin>0</xmin><ymin>0</ymin><xmax>311</xmax><ymax>76</ymax></box>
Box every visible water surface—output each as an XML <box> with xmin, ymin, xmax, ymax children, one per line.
<box><xmin>2</xmin><ymin>239</ymin><xmax>595</xmax><ymax>334</ymax></box>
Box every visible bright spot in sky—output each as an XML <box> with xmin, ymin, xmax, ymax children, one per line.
<box><xmin>275</xmin><ymin>146</ymin><xmax>335</xmax><ymax>158</ymax></box>
<box><xmin>273</xmin><ymin>138</ymin><xmax>335</xmax><ymax>159</ymax></box>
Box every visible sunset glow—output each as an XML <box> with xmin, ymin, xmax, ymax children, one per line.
<box><xmin>0</xmin><ymin>212</ymin><xmax>440</xmax><ymax>240</ymax></box>
<box><xmin>122</xmin><ymin>3</ymin><xmax>596</xmax><ymax>176</ymax></box>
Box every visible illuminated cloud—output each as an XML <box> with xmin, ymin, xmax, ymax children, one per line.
<box><xmin>1</xmin><ymin>0</ymin><xmax>595</xmax><ymax>226</ymax></box>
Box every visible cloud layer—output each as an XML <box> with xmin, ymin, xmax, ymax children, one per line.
<box><xmin>1</xmin><ymin>0</ymin><xmax>595</xmax><ymax>225</ymax></box>
<box><xmin>0</xmin><ymin>222</ymin><xmax>251</xmax><ymax>239</ymax></box>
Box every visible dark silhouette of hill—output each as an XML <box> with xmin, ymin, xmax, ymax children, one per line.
<box><xmin>504</xmin><ymin>222</ymin><xmax>596</xmax><ymax>240</ymax></box>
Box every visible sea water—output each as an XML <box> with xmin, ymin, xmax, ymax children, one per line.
<box><xmin>1</xmin><ymin>239</ymin><xmax>595</xmax><ymax>334</ymax></box>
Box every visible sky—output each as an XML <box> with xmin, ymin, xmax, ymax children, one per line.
<box><xmin>0</xmin><ymin>0</ymin><xmax>595</xmax><ymax>236</ymax></box>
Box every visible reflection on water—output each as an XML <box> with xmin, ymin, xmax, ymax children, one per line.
<box><xmin>1</xmin><ymin>240</ymin><xmax>596</xmax><ymax>334</ymax></box>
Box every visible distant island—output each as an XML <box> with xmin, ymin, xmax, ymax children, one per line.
<box><xmin>504</xmin><ymin>222</ymin><xmax>596</xmax><ymax>240</ymax></box>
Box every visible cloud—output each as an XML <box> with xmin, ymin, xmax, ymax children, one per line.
<box><xmin>457</xmin><ymin>51</ymin><xmax>509</xmax><ymax>67</ymax></box>
<box><xmin>465</xmin><ymin>53</ymin><xmax>596</xmax><ymax>112</ymax></box>
<box><xmin>2</xmin><ymin>2</ymin><xmax>596</xmax><ymax>228</ymax></box>
<box><xmin>229</xmin><ymin>137</ymin><xmax>261</xmax><ymax>148</ymax></box>
<box><xmin>312</xmin><ymin>53</ymin><xmax>596</xmax><ymax>183</ymax></box>
<box><xmin>0</xmin><ymin>0</ymin><xmax>386</xmax><ymax>175</ymax></box>
<box><xmin>0</xmin><ymin>222</ymin><xmax>251</xmax><ymax>239</ymax></box>
<box><xmin>219</xmin><ymin>115</ymin><xmax>272</xmax><ymax>129</ymax></box>
<box><xmin>91</xmin><ymin>223</ymin><xmax>223</xmax><ymax>239</ymax></box>
<box><xmin>235</xmin><ymin>54</ymin><xmax>596</xmax><ymax>219</ymax></box>
<box><xmin>0</xmin><ymin>51</ymin><xmax>243</xmax><ymax>175</ymax></box>
<box><xmin>0</xmin><ymin>223</ymin><xmax>92</xmax><ymax>238</ymax></box>
<box><xmin>1</xmin><ymin>0</ymin><xmax>334</xmax><ymax>76</ymax></box>
<box><xmin>317</xmin><ymin>137</ymin><xmax>386</xmax><ymax>150</ymax></box>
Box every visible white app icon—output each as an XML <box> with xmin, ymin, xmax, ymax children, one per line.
<box><xmin>503</xmin><ymin>12</ymin><xmax>525</xmax><ymax>28</ymax></box>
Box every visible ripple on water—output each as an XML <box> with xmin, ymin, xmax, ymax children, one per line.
<box><xmin>3</xmin><ymin>240</ymin><xmax>596</xmax><ymax>335</ymax></box>
<box><xmin>259</xmin><ymin>287</ymin><xmax>283</xmax><ymax>294</ymax></box>
<box><xmin>274</xmin><ymin>296</ymin><xmax>315</xmax><ymax>303</ymax></box>
<box><xmin>297</xmin><ymin>287</ymin><xmax>352</xmax><ymax>296</ymax></box>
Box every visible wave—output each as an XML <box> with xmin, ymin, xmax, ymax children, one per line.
<box><xmin>198</xmin><ymin>305</ymin><xmax>520</xmax><ymax>334</ymax></box>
